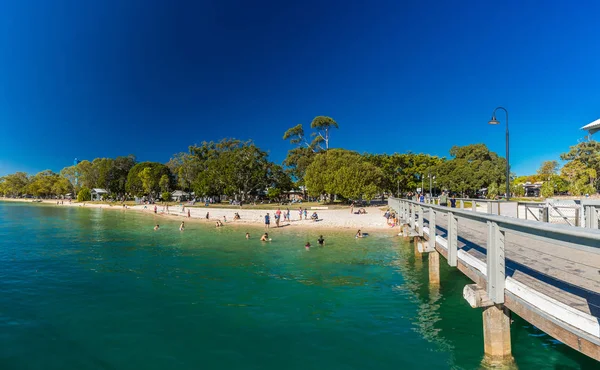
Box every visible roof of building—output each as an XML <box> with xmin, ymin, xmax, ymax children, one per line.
<box><xmin>581</xmin><ymin>118</ymin><xmax>600</xmax><ymax>135</ymax></box>
<box><xmin>91</xmin><ymin>188</ymin><xmax>108</xmax><ymax>193</ymax></box>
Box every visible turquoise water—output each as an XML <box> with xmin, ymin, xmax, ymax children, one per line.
<box><xmin>0</xmin><ymin>202</ymin><xmax>596</xmax><ymax>369</ymax></box>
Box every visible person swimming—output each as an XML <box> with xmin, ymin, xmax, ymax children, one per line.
<box><xmin>154</xmin><ymin>224</ymin><xmax>160</xmax><ymax>231</ymax></box>
<box><xmin>317</xmin><ymin>235</ymin><xmax>325</xmax><ymax>245</ymax></box>
<box><xmin>305</xmin><ymin>242</ymin><xmax>311</xmax><ymax>250</ymax></box>
<box><xmin>260</xmin><ymin>233</ymin><xmax>270</xmax><ymax>241</ymax></box>
<box><xmin>179</xmin><ymin>222</ymin><xmax>185</xmax><ymax>231</ymax></box>
<box><xmin>355</xmin><ymin>229</ymin><xmax>363</xmax><ymax>238</ymax></box>
<box><xmin>245</xmin><ymin>232</ymin><xmax>250</xmax><ymax>239</ymax></box>
<box><xmin>216</xmin><ymin>220</ymin><xmax>222</xmax><ymax>228</ymax></box>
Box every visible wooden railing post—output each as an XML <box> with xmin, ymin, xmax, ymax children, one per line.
<box><xmin>429</xmin><ymin>209</ymin><xmax>436</xmax><ymax>251</ymax></box>
<box><xmin>448</xmin><ymin>211</ymin><xmax>458</xmax><ymax>267</ymax></box>
<box><xmin>417</xmin><ymin>204</ymin><xmax>424</xmax><ymax>236</ymax></box>
<box><xmin>486</xmin><ymin>221</ymin><xmax>505</xmax><ymax>304</ymax></box>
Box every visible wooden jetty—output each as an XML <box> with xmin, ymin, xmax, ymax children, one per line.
<box><xmin>389</xmin><ymin>197</ymin><xmax>600</xmax><ymax>363</ymax></box>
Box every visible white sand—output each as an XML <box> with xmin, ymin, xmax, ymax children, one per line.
<box><xmin>1</xmin><ymin>198</ymin><xmax>397</xmax><ymax>232</ymax></box>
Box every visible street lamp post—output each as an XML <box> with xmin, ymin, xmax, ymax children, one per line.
<box><xmin>488</xmin><ymin>107</ymin><xmax>510</xmax><ymax>201</ymax></box>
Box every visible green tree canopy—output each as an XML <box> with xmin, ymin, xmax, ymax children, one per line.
<box><xmin>126</xmin><ymin>162</ymin><xmax>171</xmax><ymax>197</ymax></box>
<box><xmin>305</xmin><ymin>149</ymin><xmax>383</xmax><ymax>200</ymax></box>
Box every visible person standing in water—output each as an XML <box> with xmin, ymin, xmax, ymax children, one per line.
<box><xmin>154</xmin><ymin>224</ymin><xmax>160</xmax><ymax>231</ymax></box>
<box><xmin>317</xmin><ymin>235</ymin><xmax>325</xmax><ymax>246</ymax></box>
<box><xmin>179</xmin><ymin>222</ymin><xmax>185</xmax><ymax>231</ymax></box>
<box><xmin>355</xmin><ymin>229</ymin><xmax>363</xmax><ymax>238</ymax></box>
<box><xmin>245</xmin><ymin>233</ymin><xmax>250</xmax><ymax>239</ymax></box>
<box><xmin>305</xmin><ymin>242</ymin><xmax>311</xmax><ymax>250</ymax></box>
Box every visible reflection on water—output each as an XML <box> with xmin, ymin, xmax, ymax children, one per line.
<box><xmin>0</xmin><ymin>202</ymin><xmax>596</xmax><ymax>370</ymax></box>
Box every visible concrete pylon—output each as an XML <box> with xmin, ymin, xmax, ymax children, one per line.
<box><xmin>482</xmin><ymin>305</ymin><xmax>513</xmax><ymax>363</ymax></box>
<box><xmin>428</xmin><ymin>250</ymin><xmax>440</xmax><ymax>285</ymax></box>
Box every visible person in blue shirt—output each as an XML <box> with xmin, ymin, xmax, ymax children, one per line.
<box><xmin>419</xmin><ymin>193</ymin><xmax>425</xmax><ymax>203</ymax></box>
<box><xmin>264</xmin><ymin>213</ymin><xmax>270</xmax><ymax>230</ymax></box>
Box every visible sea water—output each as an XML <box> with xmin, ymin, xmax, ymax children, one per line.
<box><xmin>0</xmin><ymin>202</ymin><xmax>595</xmax><ymax>369</ymax></box>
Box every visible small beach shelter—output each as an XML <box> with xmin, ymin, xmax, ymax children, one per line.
<box><xmin>581</xmin><ymin>118</ymin><xmax>600</xmax><ymax>137</ymax></box>
<box><xmin>171</xmin><ymin>190</ymin><xmax>190</xmax><ymax>201</ymax></box>
<box><xmin>91</xmin><ymin>188</ymin><xmax>109</xmax><ymax>201</ymax></box>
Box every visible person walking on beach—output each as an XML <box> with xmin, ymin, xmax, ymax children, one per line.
<box><xmin>298</xmin><ymin>207</ymin><xmax>303</xmax><ymax>221</ymax></box>
<box><xmin>206</xmin><ymin>212</ymin><xmax>210</xmax><ymax>220</ymax></box>
<box><xmin>350</xmin><ymin>201</ymin><xmax>354</xmax><ymax>214</ymax></box>
<box><xmin>275</xmin><ymin>208</ymin><xmax>281</xmax><ymax>227</ymax></box>
<box><xmin>303</xmin><ymin>208</ymin><xmax>308</xmax><ymax>220</ymax></box>
<box><xmin>264</xmin><ymin>213</ymin><xmax>270</xmax><ymax>230</ymax></box>
<box><xmin>154</xmin><ymin>205</ymin><xmax>157</xmax><ymax>214</ymax></box>
<box><xmin>187</xmin><ymin>209</ymin><xmax>191</xmax><ymax>218</ymax></box>
<box><xmin>286</xmin><ymin>208</ymin><xmax>290</xmax><ymax>222</ymax></box>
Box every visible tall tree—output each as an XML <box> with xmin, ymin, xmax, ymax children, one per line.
<box><xmin>310</xmin><ymin>116</ymin><xmax>338</xmax><ymax>150</ymax></box>
<box><xmin>560</xmin><ymin>141</ymin><xmax>600</xmax><ymax>192</ymax></box>
<box><xmin>126</xmin><ymin>162</ymin><xmax>171</xmax><ymax>197</ymax></box>
<box><xmin>305</xmin><ymin>149</ymin><xmax>383</xmax><ymax>200</ymax></box>
<box><xmin>537</xmin><ymin>160</ymin><xmax>559</xmax><ymax>180</ymax></box>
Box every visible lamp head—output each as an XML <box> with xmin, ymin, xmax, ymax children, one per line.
<box><xmin>488</xmin><ymin>116</ymin><xmax>500</xmax><ymax>125</ymax></box>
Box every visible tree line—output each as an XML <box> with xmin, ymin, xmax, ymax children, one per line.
<box><xmin>1</xmin><ymin>115</ymin><xmax>599</xmax><ymax>202</ymax></box>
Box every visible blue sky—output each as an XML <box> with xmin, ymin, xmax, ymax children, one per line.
<box><xmin>1</xmin><ymin>0</ymin><xmax>599</xmax><ymax>176</ymax></box>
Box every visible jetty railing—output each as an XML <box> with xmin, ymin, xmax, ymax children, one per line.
<box><xmin>581</xmin><ymin>200</ymin><xmax>600</xmax><ymax>229</ymax></box>
<box><xmin>388</xmin><ymin>197</ymin><xmax>600</xmax><ymax>304</ymax></box>
<box><xmin>421</xmin><ymin>196</ymin><xmax>505</xmax><ymax>215</ymax></box>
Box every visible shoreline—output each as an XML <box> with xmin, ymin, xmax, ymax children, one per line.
<box><xmin>0</xmin><ymin>198</ymin><xmax>399</xmax><ymax>234</ymax></box>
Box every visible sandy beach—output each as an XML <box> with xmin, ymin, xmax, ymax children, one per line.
<box><xmin>1</xmin><ymin>198</ymin><xmax>397</xmax><ymax>232</ymax></box>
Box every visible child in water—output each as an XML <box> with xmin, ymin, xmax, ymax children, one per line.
<box><xmin>154</xmin><ymin>225</ymin><xmax>160</xmax><ymax>231</ymax></box>
<box><xmin>245</xmin><ymin>233</ymin><xmax>250</xmax><ymax>239</ymax></box>
<box><xmin>260</xmin><ymin>233</ymin><xmax>270</xmax><ymax>241</ymax></box>
<box><xmin>305</xmin><ymin>242</ymin><xmax>311</xmax><ymax>250</ymax></box>
<box><xmin>179</xmin><ymin>222</ymin><xmax>185</xmax><ymax>231</ymax></box>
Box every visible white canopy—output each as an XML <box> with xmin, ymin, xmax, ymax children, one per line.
<box><xmin>581</xmin><ymin>118</ymin><xmax>600</xmax><ymax>135</ymax></box>
<box><xmin>91</xmin><ymin>188</ymin><xmax>108</xmax><ymax>194</ymax></box>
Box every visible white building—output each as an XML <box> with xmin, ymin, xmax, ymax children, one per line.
<box><xmin>91</xmin><ymin>188</ymin><xmax>109</xmax><ymax>201</ymax></box>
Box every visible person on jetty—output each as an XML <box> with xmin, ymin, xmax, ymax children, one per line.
<box><xmin>264</xmin><ymin>213</ymin><xmax>270</xmax><ymax>230</ymax></box>
<box><xmin>260</xmin><ymin>233</ymin><xmax>270</xmax><ymax>241</ymax></box>
<box><xmin>355</xmin><ymin>230</ymin><xmax>363</xmax><ymax>238</ymax></box>
<box><xmin>154</xmin><ymin>225</ymin><xmax>160</xmax><ymax>231</ymax></box>
<box><xmin>179</xmin><ymin>222</ymin><xmax>185</xmax><ymax>231</ymax></box>
<box><xmin>245</xmin><ymin>232</ymin><xmax>250</xmax><ymax>239</ymax></box>
<box><xmin>317</xmin><ymin>235</ymin><xmax>325</xmax><ymax>246</ymax></box>
<box><xmin>305</xmin><ymin>242</ymin><xmax>311</xmax><ymax>250</ymax></box>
